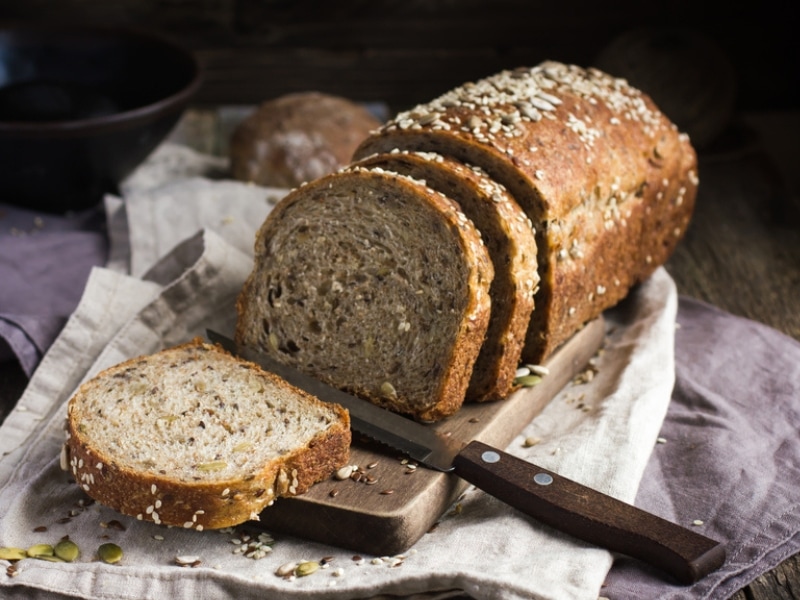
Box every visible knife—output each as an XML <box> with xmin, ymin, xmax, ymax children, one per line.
<box><xmin>207</xmin><ymin>330</ymin><xmax>725</xmax><ymax>584</ymax></box>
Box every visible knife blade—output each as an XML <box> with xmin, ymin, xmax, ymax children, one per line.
<box><xmin>207</xmin><ymin>329</ymin><xmax>725</xmax><ymax>584</ymax></box>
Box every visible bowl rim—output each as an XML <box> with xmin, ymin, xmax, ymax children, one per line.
<box><xmin>0</xmin><ymin>22</ymin><xmax>203</xmax><ymax>137</ymax></box>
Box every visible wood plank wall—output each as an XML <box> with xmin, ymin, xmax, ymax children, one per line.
<box><xmin>1</xmin><ymin>0</ymin><xmax>796</xmax><ymax>114</ymax></box>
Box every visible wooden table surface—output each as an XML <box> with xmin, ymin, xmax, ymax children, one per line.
<box><xmin>1</xmin><ymin>108</ymin><xmax>798</xmax><ymax>598</ymax></box>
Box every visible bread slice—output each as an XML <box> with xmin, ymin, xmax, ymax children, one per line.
<box><xmin>235</xmin><ymin>168</ymin><xmax>494</xmax><ymax>422</ymax></box>
<box><xmin>354</xmin><ymin>61</ymin><xmax>698</xmax><ymax>362</ymax></box>
<box><xmin>63</xmin><ymin>338</ymin><xmax>351</xmax><ymax>530</ymax></box>
<box><xmin>349</xmin><ymin>150</ymin><xmax>538</xmax><ymax>402</ymax></box>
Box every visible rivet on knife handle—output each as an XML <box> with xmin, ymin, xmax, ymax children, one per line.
<box><xmin>452</xmin><ymin>440</ymin><xmax>726</xmax><ymax>584</ymax></box>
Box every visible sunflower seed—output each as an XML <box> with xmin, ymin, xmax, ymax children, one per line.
<box><xmin>275</xmin><ymin>561</ymin><xmax>298</xmax><ymax>577</ymax></box>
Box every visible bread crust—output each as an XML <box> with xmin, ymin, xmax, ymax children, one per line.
<box><xmin>354</xmin><ymin>62</ymin><xmax>697</xmax><ymax>362</ymax></box>
<box><xmin>349</xmin><ymin>151</ymin><xmax>538</xmax><ymax>401</ymax></box>
<box><xmin>230</xmin><ymin>92</ymin><xmax>381</xmax><ymax>188</ymax></box>
<box><xmin>236</xmin><ymin>169</ymin><xmax>493</xmax><ymax>421</ymax></box>
<box><xmin>64</xmin><ymin>338</ymin><xmax>351</xmax><ymax>530</ymax></box>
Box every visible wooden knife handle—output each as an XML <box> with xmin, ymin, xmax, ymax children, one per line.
<box><xmin>452</xmin><ymin>440</ymin><xmax>725</xmax><ymax>584</ymax></box>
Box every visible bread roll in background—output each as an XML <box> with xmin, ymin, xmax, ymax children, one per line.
<box><xmin>229</xmin><ymin>92</ymin><xmax>382</xmax><ymax>188</ymax></box>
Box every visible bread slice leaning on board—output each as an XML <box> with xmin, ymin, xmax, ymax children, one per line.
<box><xmin>63</xmin><ymin>338</ymin><xmax>351</xmax><ymax>529</ymax></box>
<box><xmin>236</xmin><ymin>60</ymin><xmax>698</xmax><ymax>421</ymax></box>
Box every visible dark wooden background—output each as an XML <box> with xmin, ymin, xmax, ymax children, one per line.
<box><xmin>1</xmin><ymin>0</ymin><xmax>797</xmax><ymax>114</ymax></box>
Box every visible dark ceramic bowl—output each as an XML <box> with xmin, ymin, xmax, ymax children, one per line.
<box><xmin>0</xmin><ymin>24</ymin><xmax>202</xmax><ymax>213</ymax></box>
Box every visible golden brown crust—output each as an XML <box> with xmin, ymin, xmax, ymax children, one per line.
<box><xmin>354</xmin><ymin>62</ymin><xmax>697</xmax><ymax>362</ymax></box>
<box><xmin>64</xmin><ymin>338</ymin><xmax>351</xmax><ymax>530</ymax></box>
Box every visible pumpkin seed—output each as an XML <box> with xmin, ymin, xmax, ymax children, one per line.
<box><xmin>26</xmin><ymin>544</ymin><xmax>54</xmax><ymax>558</ymax></box>
<box><xmin>97</xmin><ymin>542</ymin><xmax>123</xmax><ymax>564</ymax></box>
<box><xmin>295</xmin><ymin>560</ymin><xmax>319</xmax><ymax>577</ymax></box>
<box><xmin>35</xmin><ymin>555</ymin><xmax>66</xmax><ymax>563</ymax></box>
<box><xmin>515</xmin><ymin>374</ymin><xmax>542</xmax><ymax>387</ymax></box>
<box><xmin>54</xmin><ymin>539</ymin><xmax>80</xmax><ymax>562</ymax></box>
<box><xmin>0</xmin><ymin>547</ymin><xmax>26</xmax><ymax>561</ymax></box>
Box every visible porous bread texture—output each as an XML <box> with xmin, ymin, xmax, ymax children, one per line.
<box><xmin>354</xmin><ymin>61</ymin><xmax>698</xmax><ymax>362</ymax></box>
<box><xmin>235</xmin><ymin>168</ymin><xmax>494</xmax><ymax>422</ymax></box>
<box><xmin>349</xmin><ymin>150</ymin><xmax>538</xmax><ymax>402</ymax></box>
<box><xmin>230</xmin><ymin>92</ymin><xmax>382</xmax><ymax>188</ymax></box>
<box><xmin>64</xmin><ymin>338</ymin><xmax>351</xmax><ymax>530</ymax></box>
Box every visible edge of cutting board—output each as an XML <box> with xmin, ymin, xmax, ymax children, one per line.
<box><xmin>256</xmin><ymin>316</ymin><xmax>606</xmax><ymax>556</ymax></box>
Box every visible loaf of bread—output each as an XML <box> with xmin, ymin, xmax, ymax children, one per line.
<box><xmin>236</xmin><ymin>60</ymin><xmax>697</xmax><ymax>420</ymax></box>
<box><xmin>63</xmin><ymin>338</ymin><xmax>351</xmax><ymax>530</ymax></box>
<box><xmin>354</xmin><ymin>61</ymin><xmax>698</xmax><ymax>363</ymax></box>
<box><xmin>349</xmin><ymin>151</ymin><xmax>538</xmax><ymax>402</ymax></box>
<box><xmin>235</xmin><ymin>168</ymin><xmax>494</xmax><ymax>422</ymax></box>
<box><xmin>230</xmin><ymin>92</ymin><xmax>382</xmax><ymax>188</ymax></box>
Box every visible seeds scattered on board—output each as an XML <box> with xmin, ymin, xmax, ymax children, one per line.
<box><xmin>523</xmin><ymin>436</ymin><xmax>542</xmax><ymax>448</ymax></box>
<box><xmin>515</xmin><ymin>374</ymin><xmax>542</xmax><ymax>387</ymax></box>
<box><xmin>2</xmin><ymin>539</ymin><xmax>126</xmax><ymax>566</ymax></box>
<box><xmin>514</xmin><ymin>363</ymin><xmax>549</xmax><ymax>387</ymax></box>
<box><xmin>97</xmin><ymin>542</ymin><xmax>123</xmax><ymax>564</ymax></box>
<box><xmin>692</xmin><ymin>519</ymin><xmax>705</xmax><ymax>526</ymax></box>
<box><xmin>101</xmin><ymin>519</ymin><xmax>126</xmax><ymax>531</ymax></box>
<box><xmin>54</xmin><ymin>539</ymin><xmax>80</xmax><ymax>562</ymax></box>
<box><xmin>295</xmin><ymin>561</ymin><xmax>319</xmax><ymax>577</ymax></box>
<box><xmin>572</xmin><ymin>365</ymin><xmax>598</xmax><ymax>385</ymax></box>
<box><xmin>335</xmin><ymin>465</ymin><xmax>355</xmax><ymax>480</ymax></box>
<box><xmin>26</xmin><ymin>544</ymin><xmax>54</xmax><ymax>559</ymax></box>
<box><xmin>174</xmin><ymin>555</ymin><xmax>202</xmax><ymax>568</ymax></box>
<box><xmin>0</xmin><ymin>547</ymin><xmax>27</xmax><ymax>561</ymax></box>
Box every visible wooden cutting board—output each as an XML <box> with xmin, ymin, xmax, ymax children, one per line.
<box><xmin>257</xmin><ymin>317</ymin><xmax>605</xmax><ymax>556</ymax></box>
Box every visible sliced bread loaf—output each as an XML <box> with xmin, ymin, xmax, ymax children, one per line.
<box><xmin>349</xmin><ymin>150</ymin><xmax>538</xmax><ymax>402</ymax></box>
<box><xmin>64</xmin><ymin>338</ymin><xmax>351</xmax><ymax>530</ymax></box>
<box><xmin>235</xmin><ymin>168</ymin><xmax>494</xmax><ymax>422</ymax></box>
<box><xmin>354</xmin><ymin>61</ymin><xmax>698</xmax><ymax>362</ymax></box>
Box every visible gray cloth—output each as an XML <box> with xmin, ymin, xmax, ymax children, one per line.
<box><xmin>604</xmin><ymin>298</ymin><xmax>800</xmax><ymax>598</ymax></box>
<box><xmin>0</xmin><ymin>205</ymin><xmax>108</xmax><ymax>375</ymax></box>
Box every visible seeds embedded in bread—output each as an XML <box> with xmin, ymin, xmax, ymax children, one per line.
<box><xmin>236</xmin><ymin>168</ymin><xmax>494</xmax><ymax>422</ymax></box>
<box><xmin>349</xmin><ymin>150</ymin><xmax>538</xmax><ymax>402</ymax></box>
<box><xmin>64</xmin><ymin>338</ymin><xmax>351</xmax><ymax>530</ymax></box>
<box><xmin>354</xmin><ymin>61</ymin><xmax>698</xmax><ymax>362</ymax></box>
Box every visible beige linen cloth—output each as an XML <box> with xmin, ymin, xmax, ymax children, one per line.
<box><xmin>0</xmin><ymin>144</ymin><xmax>678</xmax><ymax>600</ymax></box>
